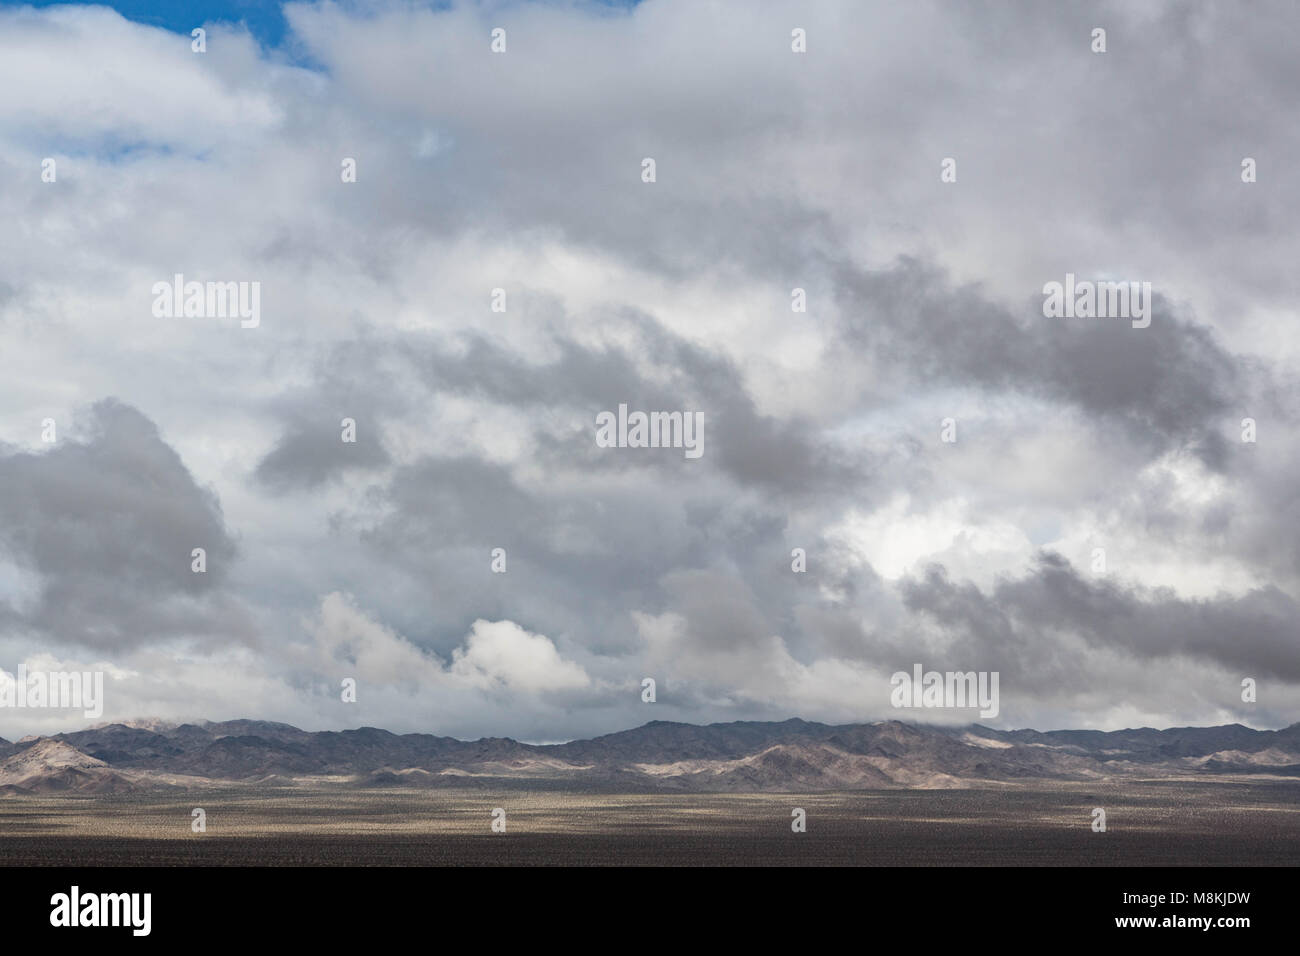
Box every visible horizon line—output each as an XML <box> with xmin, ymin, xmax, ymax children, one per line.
<box><xmin>6</xmin><ymin>713</ymin><xmax>1294</xmax><ymax>747</ymax></box>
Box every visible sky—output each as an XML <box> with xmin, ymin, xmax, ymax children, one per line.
<box><xmin>0</xmin><ymin>0</ymin><xmax>1297</xmax><ymax>740</ymax></box>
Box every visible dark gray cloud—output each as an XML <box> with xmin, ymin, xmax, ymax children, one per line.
<box><xmin>903</xmin><ymin>553</ymin><xmax>1300</xmax><ymax>683</ymax></box>
<box><xmin>254</xmin><ymin>341</ymin><xmax>399</xmax><ymax>491</ymax></box>
<box><xmin>256</xmin><ymin>415</ymin><xmax>391</xmax><ymax>490</ymax></box>
<box><xmin>0</xmin><ymin>400</ymin><xmax>250</xmax><ymax>652</ymax></box>
<box><xmin>418</xmin><ymin>318</ymin><xmax>872</xmax><ymax>495</ymax></box>
<box><xmin>831</xmin><ymin>257</ymin><xmax>1243</xmax><ymax>468</ymax></box>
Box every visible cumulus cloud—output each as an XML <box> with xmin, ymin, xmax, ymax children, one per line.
<box><xmin>450</xmin><ymin>618</ymin><xmax>591</xmax><ymax>692</ymax></box>
<box><xmin>302</xmin><ymin>591</ymin><xmax>590</xmax><ymax>694</ymax></box>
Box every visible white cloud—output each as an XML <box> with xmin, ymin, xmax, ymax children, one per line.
<box><xmin>450</xmin><ymin>618</ymin><xmax>591</xmax><ymax>692</ymax></box>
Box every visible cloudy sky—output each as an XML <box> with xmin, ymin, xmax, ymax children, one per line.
<box><xmin>0</xmin><ymin>0</ymin><xmax>1296</xmax><ymax>740</ymax></box>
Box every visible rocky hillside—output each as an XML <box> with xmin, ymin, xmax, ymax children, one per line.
<box><xmin>0</xmin><ymin>718</ymin><xmax>1295</xmax><ymax>794</ymax></box>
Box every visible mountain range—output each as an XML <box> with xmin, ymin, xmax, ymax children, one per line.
<box><xmin>1</xmin><ymin>718</ymin><xmax>1298</xmax><ymax>794</ymax></box>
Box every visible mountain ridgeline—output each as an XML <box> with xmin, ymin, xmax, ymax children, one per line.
<box><xmin>1</xmin><ymin>718</ymin><xmax>1298</xmax><ymax>794</ymax></box>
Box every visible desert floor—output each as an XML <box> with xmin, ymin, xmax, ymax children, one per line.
<box><xmin>3</xmin><ymin>779</ymin><xmax>1298</xmax><ymax>865</ymax></box>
